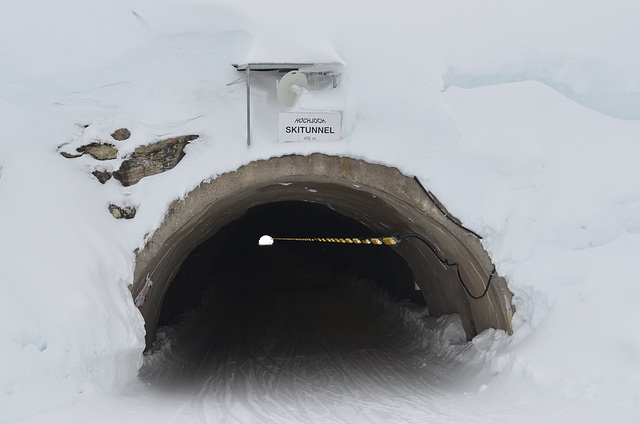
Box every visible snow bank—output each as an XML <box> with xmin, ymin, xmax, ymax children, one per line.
<box><xmin>443</xmin><ymin>82</ymin><xmax>640</xmax><ymax>417</ymax></box>
<box><xmin>1</xmin><ymin>0</ymin><xmax>639</xmax><ymax>422</ymax></box>
<box><xmin>0</xmin><ymin>151</ymin><xmax>145</xmax><ymax>423</ymax></box>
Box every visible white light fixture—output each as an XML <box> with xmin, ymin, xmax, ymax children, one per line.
<box><xmin>276</xmin><ymin>71</ymin><xmax>308</xmax><ymax>107</ymax></box>
<box><xmin>258</xmin><ymin>235</ymin><xmax>274</xmax><ymax>246</ymax></box>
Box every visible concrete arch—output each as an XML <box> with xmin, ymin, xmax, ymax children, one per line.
<box><xmin>132</xmin><ymin>154</ymin><xmax>514</xmax><ymax>347</ymax></box>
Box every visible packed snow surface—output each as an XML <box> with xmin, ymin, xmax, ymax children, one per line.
<box><xmin>1</xmin><ymin>0</ymin><xmax>639</xmax><ymax>422</ymax></box>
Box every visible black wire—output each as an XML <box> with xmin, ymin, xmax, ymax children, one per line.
<box><xmin>399</xmin><ymin>233</ymin><xmax>494</xmax><ymax>300</ymax></box>
<box><xmin>413</xmin><ymin>177</ymin><xmax>483</xmax><ymax>240</ymax></box>
<box><xmin>456</xmin><ymin>265</ymin><xmax>495</xmax><ymax>300</ymax></box>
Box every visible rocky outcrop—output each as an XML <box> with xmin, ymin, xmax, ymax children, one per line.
<box><xmin>59</xmin><ymin>128</ymin><xmax>199</xmax><ymax>219</ymax></box>
<box><xmin>112</xmin><ymin>135</ymin><xmax>198</xmax><ymax>187</ymax></box>
<box><xmin>109</xmin><ymin>204</ymin><xmax>137</xmax><ymax>219</ymax></box>
<box><xmin>92</xmin><ymin>170</ymin><xmax>112</xmax><ymax>184</ymax></box>
<box><xmin>77</xmin><ymin>143</ymin><xmax>119</xmax><ymax>160</ymax></box>
<box><xmin>111</xmin><ymin>128</ymin><xmax>131</xmax><ymax>141</ymax></box>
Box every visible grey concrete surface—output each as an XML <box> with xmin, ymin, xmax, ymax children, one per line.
<box><xmin>132</xmin><ymin>154</ymin><xmax>514</xmax><ymax>347</ymax></box>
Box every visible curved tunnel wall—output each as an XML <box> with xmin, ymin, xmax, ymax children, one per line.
<box><xmin>132</xmin><ymin>154</ymin><xmax>514</xmax><ymax>347</ymax></box>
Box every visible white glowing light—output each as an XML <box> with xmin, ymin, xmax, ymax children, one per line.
<box><xmin>258</xmin><ymin>235</ymin><xmax>274</xmax><ymax>246</ymax></box>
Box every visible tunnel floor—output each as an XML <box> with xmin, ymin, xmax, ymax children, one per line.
<box><xmin>138</xmin><ymin>241</ymin><xmax>478</xmax><ymax>422</ymax></box>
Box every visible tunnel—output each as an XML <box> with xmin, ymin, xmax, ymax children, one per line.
<box><xmin>132</xmin><ymin>153</ymin><xmax>514</xmax><ymax>348</ymax></box>
<box><xmin>157</xmin><ymin>200</ymin><xmax>424</xmax><ymax>329</ymax></box>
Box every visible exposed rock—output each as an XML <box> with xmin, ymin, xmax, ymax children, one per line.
<box><xmin>77</xmin><ymin>143</ymin><xmax>118</xmax><ymax>160</ymax></box>
<box><xmin>60</xmin><ymin>151</ymin><xmax>83</xmax><ymax>159</ymax></box>
<box><xmin>109</xmin><ymin>204</ymin><xmax>137</xmax><ymax>219</ymax></box>
<box><xmin>111</xmin><ymin>128</ymin><xmax>131</xmax><ymax>141</ymax></box>
<box><xmin>92</xmin><ymin>170</ymin><xmax>112</xmax><ymax>184</ymax></box>
<box><xmin>112</xmin><ymin>135</ymin><xmax>198</xmax><ymax>187</ymax></box>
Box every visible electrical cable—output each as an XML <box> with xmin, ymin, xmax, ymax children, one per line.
<box><xmin>413</xmin><ymin>177</ymin><xmax>483</xmax><ymax>240</ymax></box>
<box><xmin>398</xmin><ymin>233</ymin><xmax>494</xmax><ymax>300</ymax></box>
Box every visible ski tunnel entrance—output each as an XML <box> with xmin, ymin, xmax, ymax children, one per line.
<box><xmin>157</xmin><ymin>200</ymin><xmax>424</xmax><ymax>329</ymax></box>
<box><xmin>132</xmin><ymin>154</ymin><xmax>514</xmax><ymax>349</ymax></box>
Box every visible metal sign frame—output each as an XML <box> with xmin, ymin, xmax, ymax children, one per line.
<box><xmin>232</xmin><ymin>63</ymin><xmax>343</xmax><ymax>146</ymax></box>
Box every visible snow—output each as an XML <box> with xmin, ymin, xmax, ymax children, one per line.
<box><xmin>1</xmin><ymin>0</ymin><xmax>639</xmax><ymax>422</ymax></box>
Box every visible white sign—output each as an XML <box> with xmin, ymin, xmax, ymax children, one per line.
<box><xmin>278</xmin><ymin>112</ymin><xmax>342</xmax><ymax>142</ymax></box>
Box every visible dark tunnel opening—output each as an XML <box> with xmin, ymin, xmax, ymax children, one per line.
<box><xmin>158</xmin><ymin>201</ymin><xmax>424</xmax><ymax>327</ymax></box>
<box><xmin>142</xmin><ymin>202</ymin><xmax>447</xmax><ymax>395</ymax></box>
<box><xmin>141</xmin><ymin>200</ymin><xmax>443</xmax><ymax>394</ymax></box>
<box><xmin>137</xmin><ymin>156</ymin><xmax>514</xmax><ymax>406</ymax></box>
<box><xmin>135</xmin><ymin>156</ymin><xmax>513</xmax><ymax>349</ymax></box>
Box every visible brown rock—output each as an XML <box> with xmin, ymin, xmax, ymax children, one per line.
<box><xmin>111</xmin><ymin>128</ymin><xmax>131</xmax><ymax>141</ymax></box>
<box><xmin>92</xmin><ymin>170</ymin><xmax>112</xmax><ymax>184</ymax></box>
<box><xmin>60</xmin><ymin>151</ymin><xmax>83</xmax><ymax>159</ymax></box>
<box><xmin>77</xmin><ymin>143</ymin><xmax>118</xmax><ymax>160</ymax></box>
<box><xmin>112</xmin><ymin>135</ymin><xmax>198</xmax><ymax>187</ymax></box>
<box><xmin>109</xmin><ymin>204</ymin><xmax>137</xmax><ymax>219</ymax></box>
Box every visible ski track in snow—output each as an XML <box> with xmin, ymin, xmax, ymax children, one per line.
<box><xmin>16</xmin><ymin>272</ymin><xmax>622</xmax><ymax>424</ymax></box>
<box><xmin>134</xmin><ymin>271</ymin><xmax>536</xmax><ymax>424</ymax></box>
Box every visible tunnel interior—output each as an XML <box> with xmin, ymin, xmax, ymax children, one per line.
<box><xmin>142</xmin><ymin>200</ymin><xmax>445</xmax><ymax>395</ymax></box>
<box><xmin>159</xmin><ymin>201</ymin><xmax>423</xmax><ymax>328</ymax></box>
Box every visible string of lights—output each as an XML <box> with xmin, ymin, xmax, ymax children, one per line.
<box><xmin>258</xmin><ymin>234</ymin><xmax>494</xmax><ymax>300</ymax></box>
<box><xmin>269</xmin><ymin>236</ymin><xmax>400</xmax><ymax>246</ymax></box>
